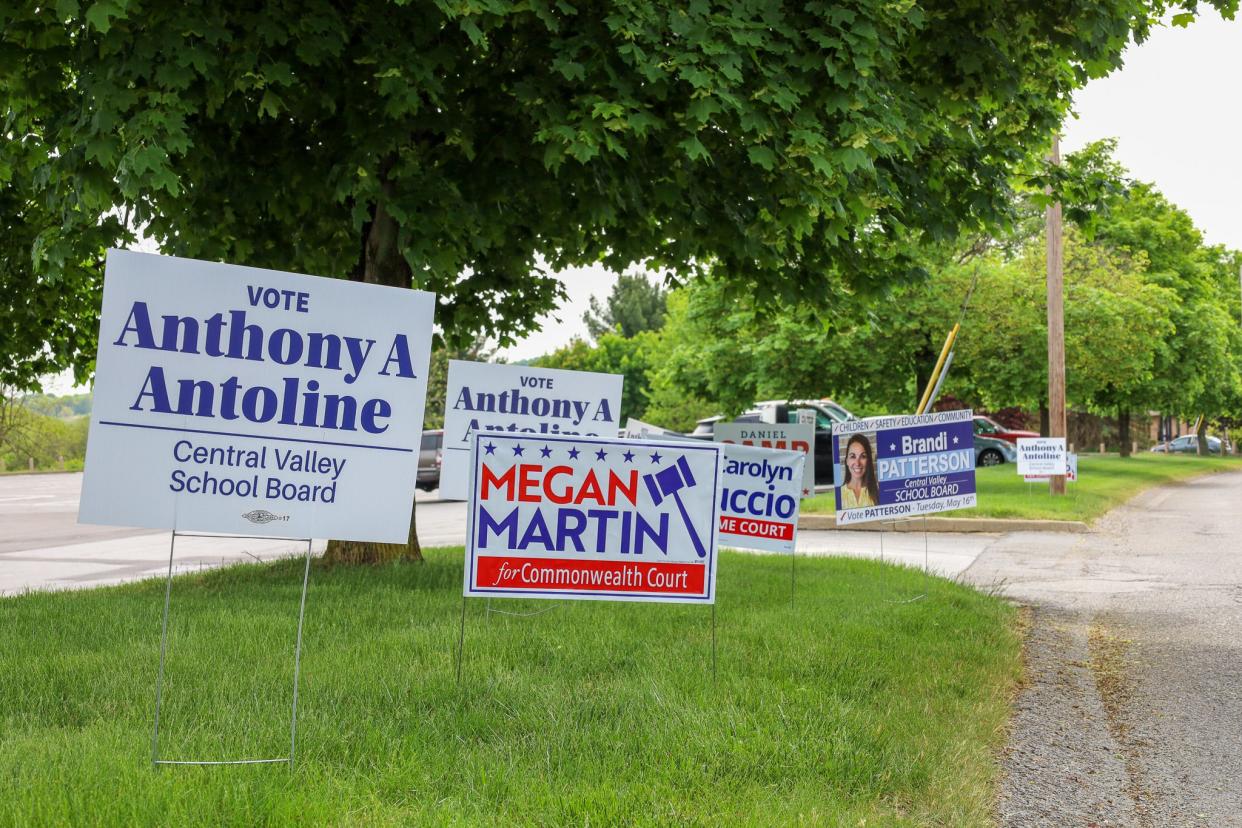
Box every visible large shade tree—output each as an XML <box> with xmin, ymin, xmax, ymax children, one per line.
<box><xmin>652</xmin><ymin>227</ymin><xmax>1176</xmax><ymax>423</ymax></box>
<box><xmin>3</xmin><ymin>0</ymin><xmax>1234</xmax><ymax>559</ymax></box>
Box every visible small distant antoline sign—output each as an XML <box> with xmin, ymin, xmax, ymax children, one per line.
<box><xmin>464</xmin><ymin>433</ymin><xmax>722</xmax><ymax>603</ymax></box>
<box><xmin>1016</xmin><ymin>437</ymin><xmax>1067</xmax><ymax>477</ymax></box>
<box><xmin>440</xmin><ymin>361</ymin><xmax>623</xmax><ymax>500</ymax></box>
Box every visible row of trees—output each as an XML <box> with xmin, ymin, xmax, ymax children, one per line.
<box><xmin>540</xmin><ymin>144</ymin><xmax>1242</xmax><ymax>449</ymax></box>
<box><xmin>0</xmin><ymin>390</ymin><xmax>90</xmax><ymax>471</ymax></box>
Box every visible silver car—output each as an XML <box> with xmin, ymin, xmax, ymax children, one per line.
<box><xmin>975</xmin><ymin>434</ymin><xmax>1017</xmax><ymax>466</ymax></box>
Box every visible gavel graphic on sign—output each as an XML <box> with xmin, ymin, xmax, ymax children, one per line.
<box><xmin>643</xmin><ymin>456</ymin><xmax>707</xmax><ymax>558</ymax></box>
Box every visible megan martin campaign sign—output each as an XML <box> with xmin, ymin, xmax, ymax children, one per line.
<box><xmin>440</xmin><ymin>361</ymin><xmax>623</xmax><ymax>500</ymax></box>
<box><xmin>832</xmin><ymin>410</ymin><xmax>976</xmax><ymax>527</ymax></box>
<box><xmin>78</xmin><ymin>250</ymin><xmax>435</xmax><ymax>543</ymax></box>
<box><xmin>464</xmin><ymin>433</ymin><xmax>723</xmax><ymax>603</ymax></box>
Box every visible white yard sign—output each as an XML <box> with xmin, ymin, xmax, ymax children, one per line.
<box><xmin>717</xmin><ymin>443</ymin><xmax>805</xmax><ymax>553</ymax></box>
<box><xmin>79</xmin><ymin>250</ymin><xmax>435</xmax><ymax>543</ymax></box>
<box><xmin>465</xmin><ymin>433</ymin><xmax>722</xmax><ymax>603</ymax></box>
<box><xmin>440</xmin><ymin>361</ymin><xmax>623</xmax><ymax>500</ymax></box>
<box><xmin>1016</xmin><ymin>437</ymin><xmax>1067</xmax><ymax>477</ymax></box>
<box><xmin>1024</xmin><ymin>451</ymin><xmax>1078</xmax><ymax>483</ymax></box>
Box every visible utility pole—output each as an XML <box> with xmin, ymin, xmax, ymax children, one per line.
<box><xmin>1046</xmin><ymin>135</ymin><xmax>1067</xmax><ymax>495</ymax></box>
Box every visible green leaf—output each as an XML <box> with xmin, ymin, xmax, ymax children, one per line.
<box><xmin>552</xmin><ymin>58</ymin><xmax>585</xmax><ymax>81</ymax></box>
<box><xmin>687</xmin><ymin>96</ymin><xmax>720</xmax><ymax>125</ymax></box>
<box><xmin>258</xmin><ymin>90</ymin><xmax>283</xmax><ymax>118</ymax></box>
<box><xmin>679</xmin><ymin>135</ymin><xmax>711</xmax><ymax>163</ymax></box>
<box><xmin>747</xmin><ymin>145</ymin><xmax>777</xmax><ymax>171</ymax></box>
<box><xmin>85</xmin><ymin>0</ymin><xmax>124</xmax><ymax>34</ymax></box>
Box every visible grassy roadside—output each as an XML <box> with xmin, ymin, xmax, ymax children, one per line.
<box><xmin>803</xmin><ymin>454</ymin><xmax>1242</xmax><ymax>522</ymax></box>
<box><xmin>1</xmin><ymin>549</ymin><xmax>1020</xmax><ymax>826</ymax></box>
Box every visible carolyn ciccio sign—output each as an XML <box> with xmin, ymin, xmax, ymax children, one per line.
<box><xmin>718</xmin><ymin>442</ymin><xmax>805</xmax><ymax>553</ymax></box>
<box><xmin>832</xmin><ymin>410</ymin><xmax>976</xmax><ymax>527</ymax></box>
<box><xmin>440</xmin><ymin>361</ymin><xmax>623</xmax><ymax>500</ymax></box>
<box><xmin>78</xmin><ymin>250</ymin><xmax>435</xmax><ymax>543</ymax></box>
<box><xmin>620</xmin><ymin>425</ymin><xmax>806</xmax><ymax>553</ymax></box>
<box><xmin>464</xmin><ymin>433</ymin><xmax>723</xmax><ymax>603</ymax></box>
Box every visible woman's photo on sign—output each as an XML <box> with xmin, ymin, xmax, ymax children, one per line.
<box><xmin>836</xmin><ymin>432</ymin><xmax>879</xmax><ymax>510</ymax></box>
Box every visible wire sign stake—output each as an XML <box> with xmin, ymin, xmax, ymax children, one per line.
<box><xmin>151</xmin><ymin>531</ymin><xmax>314</xmax><ymax>769</ymax></box>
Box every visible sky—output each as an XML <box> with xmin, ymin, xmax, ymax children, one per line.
<box><xmin>1059</xmin><ymin>10</ymin><xmax>1240</xmax><ymax>251</ymax></box>
<box><xmin>39</xmin><ymin>11</ymin><xmax>1241</xmax><ymax>392</ymax></box>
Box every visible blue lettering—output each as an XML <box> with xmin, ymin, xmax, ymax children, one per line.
<box><xmin>378</xmin><ymin>335</ymin><xmax>416</xmax><ymax>378</ymax></box>
<box><xmin>240</xmin><ymin>386</ymin><xmax>278</xmax><ymax>422</ymax></box>
<box><xmin>478</xmin><ymin>505</ymin><xmax>519</xmax><ymax>547</ymax></box>
<box><xmin>114</xmin><ymin>301</ymin><xmax>157</xmax><ymax>348</ymax></box>
<box><xmin>556</xmin><ymin>508</ymin><xmax>588</xmax><ymax>552</ymax></box>
<box><xmin>517</xmin><ymin>510</ymin><xmax>553</xmax><ymax>550</ymax></box>
<box><xmin>130</xmin><ymin>366</ymin><xmax>173</xmax><ymax>413</ymax></box>
<box><xmin>635</xmin><ymin>512</ymin><xmax>669</xmax><ymax>555</ymax></box>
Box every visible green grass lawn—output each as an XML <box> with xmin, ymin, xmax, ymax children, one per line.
<box><xmin>803</xmin><ymin>453</ymin><xmax>1242</xmax><ymax>523</ymax></box>
<box><xmin>1</xmin><ymin>549</ymin><xmax>1019</xmax><ymax>826</ymax></box>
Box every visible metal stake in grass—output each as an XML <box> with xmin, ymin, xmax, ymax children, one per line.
<box><xmin>711</xmin><ymin>601</ymin><xmax>717</xmax><ymax>680</ymax></box>
<box><xmin>790</xmin><ymin>547</ymin><xmax>796</xmax><ymax>609</ymax></box>
<box><xmin>150</xmin><ymin>531</ymin><xmax>314</xmax><ymax>770</ymax></box>
<box><xmin>456</xmin><ymin>595</ymin><xmax>467</xmax><ymax>686</ymax></box>
<box><xmin>289</xmin><ymin>537</ymin><xmax>313</xmax><ymax>768</ymax></box>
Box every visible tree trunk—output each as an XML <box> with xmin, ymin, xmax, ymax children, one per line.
<box><xmin>1039</xmin><ymin>404</ymin><xmax>1049</xmax><ymax>438</ymax></box>
<box><xmin>1118</xmin><ymin>407</ymin><xmax>1131</xmax><ymax>458</ymax></box>
<box><xmin>324</xmin><ymin>157</ymin><xmax>423</xmax><ymax>565</ymax></box>
<box><xmin>1196</xmin><ymin>416</ymin><xmax>1209</xmax><ymax>457</ymax></box>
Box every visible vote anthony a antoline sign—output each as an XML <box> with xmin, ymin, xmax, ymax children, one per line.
<box><xmin>832</xmin><ymin>410</ymin><xmax>976</xmax><ymax>526</ymax></box>
<box><xmin>440</xmin><ymin>361</ymin><xmax>623</xmax><ymax>500</ymax></box>
<box><xmin>465</xmin><ymin>433</ymin><xmax>723</xmax><ymax>602</ymax></box>
<box><xmin>1016</xmin><ymin>437</ymin><xmax>1067</xmax><ymax>477</ymax></box>
<box><xmin>79</xmin><ymin>250</ymin><xmax>435</xmax><ymax>542</ymax></box>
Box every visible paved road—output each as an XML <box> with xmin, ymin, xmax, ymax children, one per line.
<box><xmin>964</xmin><ymin>469</ymin><xmax>1242</xmax><ymax>826</ymax></box>
<box><xmin>1</xmin><ymin>472</ymin><xmax>989</xmax><ymax>594</ymax></box>
<box><xmin>0</xmin><ymin>473</ymin><xmax>466</xmax><ymax>594</ymax></box>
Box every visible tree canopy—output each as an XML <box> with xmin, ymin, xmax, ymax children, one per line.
<box><xmin>4</xmin><ymin>0</ymin><xmax>1234</xmax><ymax>389</ymax></box>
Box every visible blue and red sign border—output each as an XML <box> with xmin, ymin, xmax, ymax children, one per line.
<box><xmin>464</xmin><ymin>432</ymin><xmax>723</xmax><ymax>603</ymax></box>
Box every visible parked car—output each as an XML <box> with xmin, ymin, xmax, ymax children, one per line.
<box><xmin>975</xmin><ymin>434</ymin><xmax>1017</xmax><ymax>466</ymax></box>
<box><xmin>1149</xmin><ymin>434</ymin><xmax>1223</xmax><ymax>454</ymax></box>
<box><xmin>972</xmin><ymin>415</ymin><xmax>1038</xmax><ymax>445</ymax></box>
<box><xmin>417</xmin><ymin>429</ymin><xmax>444</xmax><ymax>490</ymax></box>
<box><xmin>689</xmin><ymin>399</ymin><xmax>856</xmax><ymax>486</ymax></box>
